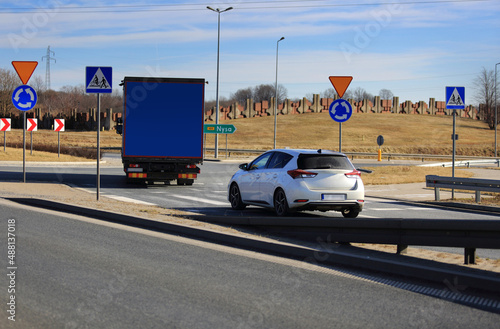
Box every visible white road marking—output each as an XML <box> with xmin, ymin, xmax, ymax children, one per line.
<box><xmin>105</xmin><ymin>195</ymin><xmax>157</xmax><ymax>206</ymax></box>
<box><xmin>173</xmin><ymin>195</ymin><xmax>228</xmax><ymax>206</ymax></box>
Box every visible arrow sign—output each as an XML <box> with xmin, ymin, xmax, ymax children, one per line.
<box><xmin>54</xmin><ymin>119</ymin><xmax>65</xmax><ymax>132</ymax></box>
<box><xmin>329</xmin><ymin>76</ymin><xmax>353</xmax><ymax>98</ymax></box>
<box><xmin>204</xmin><ymin>124</ymin><xmax>236</xmax><ymax>134</ymax></box>
<box><xmin>329</xmin><ymin>99</ymin><xmax>353</xmax><ymax>123</ymax></box>
<box><xmin>12</xmin><ymin>85</ymin><xmax>37</xmax><ymax>111</ymax></box>
<box><xmin>27</xmin><ymin>118</ymin><xmax>37</xmax><ymax>131</ymax></box>
<box><xmin>0</xmin><ymin>118</ymin><xmax>11</xmax><ymax>131</ymax></box>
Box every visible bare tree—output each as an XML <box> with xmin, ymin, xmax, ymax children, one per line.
<box><xmin>253</xmin><ymin>84</ymin><xmax>275</xmax><ymax>103</ymax></box>
<box><xmin>473</xmin><ymin>67</ymin><xmax>496</xmax><ymax>129</ymax></box>
<box><xmin>321</xmin><ymin>88</ymin><xmax>336</xmax><ymax>99</ymax></box>
<box><xmin>0</xmin><ymin>68</ymin><xmax>18</xmax><ymax>117</ymax></box>
<box><xmin>230</xmin><ymin>87</ymin><xmax>253</xmax><ymax>105</ymax></box>
<box><xmin>350</xmin><ymin>87</ymin><xmax>373</xmax><ymax>102</ymax></box>
<box><xmin>379</xmin><ymin>88</ymin><xmax>394</xmax><ymax>100</ymax></box>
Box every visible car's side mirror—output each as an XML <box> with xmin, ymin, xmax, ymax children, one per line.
<box><xmin>239</xmin><ymin>163</ymin><xmax>249</xmax><ymax>170</ymax></box>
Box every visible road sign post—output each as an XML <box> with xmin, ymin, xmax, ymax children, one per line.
<box><xmin>329</xmin><ymin>76</ymin><xmax>353</xmax><ymax>153</ymax></box>
<box><xmin>1</xmin><ymin>118</ymin><xmax>11</xmax><ymax>152</ymax></box>
<box><xmin>54</xmin><ymin>119</ymin><xmax>65</xmax><ymax>157</ymax></box>
<box><xmin>12</xmin><ymin>61</ymin><xmax>38</xmax><ymax>183</ymax></box>
<box><xmin>86</xmin><ymin>66</ymin><xmax>112</xmax><ymax>200</ymax></box>
<box><xmin>27</xmin><ymin>118</ymin><xmax>37</xmax><ymax>155</ymax></box>
<box><xmin>377</xmin><ymin>135</ymin><xmax>384</xmax><ymax>161</ymax></box>
<box><xmin>446</xmin><ymin>86</ymin><xmax>465</xmax><ymax>199</ymax></box>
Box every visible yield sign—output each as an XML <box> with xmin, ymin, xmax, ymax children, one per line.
<box><xmin>27</xmin><ymin>118</ymin><xmax>37</xmax><ymax>131</ymax></box>
<box><xmin>329</xmin><ymin>76</ymin><xmax>353</xmax><ymax>98</ymax></box>
<box><xmin>12</xmin><ymin>61</ymin><xmax>38</xmax><ymax>85</ymax></box>
<box><xmin>0</xmin><ymin>118</ymin><xmax>11</xmax><ymax>131</ymax></box>
<box><xmin>54</xmin><ymin>119</ymin><xmax>65</xmax><ymax>132</ymax></box>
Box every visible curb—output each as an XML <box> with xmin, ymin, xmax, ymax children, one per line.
<box><xmin>6</xmin><ymin>197</ymin><xmax>500</xmax><ymax>294</ymax></box>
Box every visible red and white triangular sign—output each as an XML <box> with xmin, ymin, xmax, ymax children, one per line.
<box><xmin>54</xmin><ymin>119</ymin><xmax>65</xmax><ymax>132</ymax></box>
<box><xmin>0</xmin><ymin>118</ymin><xmax>11</xmax><ymax>131</ymax></box>
<box><xmin>27</xmin><ymin>118</ymin><xmax>38</xmax><ymax>131</ymax></box>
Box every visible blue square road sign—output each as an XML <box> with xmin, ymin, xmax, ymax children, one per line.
<box><xmin>86</xmin><ymin>66</ymin><xmax>112</xmax><ymax>94</ymax></box>
<box><xmin>445</xmin><ymin>86</ymin><xmax>465</xmax><ymax>110</ymax></box>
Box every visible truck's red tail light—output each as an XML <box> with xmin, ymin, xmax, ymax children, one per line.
<box><xmin>129</xmin><ymin>164</ymin><xmax>140</xmax><ymax>168</ymax></box>
<box><xmin>345</xmin><ymin>170</ymin><xmax>361</xmax><ymax>178</ymax></box>
<box><xmin>287</xmin><ymin>169</ymin><xmax>317</xmax><ymax>179</ymax></box>
<box><xmin>186</xmin><ymin>165</ymin><xmax>197</xmax><ymax>169</ymax></box>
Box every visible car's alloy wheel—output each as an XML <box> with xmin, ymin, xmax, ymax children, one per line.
<box><xmin>274</xmin><ymin>188</ymin><xmax>289</xmax><ymax>217</ymax></box>
<box><xmin>229</xmin><ymin>183</ymin><xmax>246</xmax><ymax>210</ymax></box>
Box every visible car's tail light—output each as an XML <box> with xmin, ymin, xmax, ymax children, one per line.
<box><xmin>345</xmin><ymin>170</ymin><xmax>361</xmax><ymax>178</ymax></box>
<box><xmin>287</xmin><ymin>169</ymin><xmax>317</xmax><ymax>179</ymax></box>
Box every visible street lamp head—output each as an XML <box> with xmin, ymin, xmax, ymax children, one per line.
<box><xmin>279</xmin><ymin>37</ymin><xmax>285</xmax><ymax>41</ymax></box>
<box><xmin>207</xmin><ymin>6</ymin><xmax>233</xmax><ymax>13</ymax></box>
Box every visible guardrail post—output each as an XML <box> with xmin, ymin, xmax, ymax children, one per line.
<box><xmin>475</xmin><ymin>191</ymin><xmax>481</xmax><ymax>203</ymax></box>
<box><xmin>464</xmin><ymin>248</ymin><xmax>476</xmax><ymax>265</ymax></box>
<box><xmin>434</xmin><ymin>187</ymin><xmax>440</xmax><ymax>201</ymax></box>
<box><xmin>396</xmin><ymin>244</ymin><xmax>408</xmax><ymax>255</ymax></box>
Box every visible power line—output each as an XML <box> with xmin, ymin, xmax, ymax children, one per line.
<box><xmin>0</xmin><ymin>0</ymin><xmax>490</xmax><ymax>14</ymax></box>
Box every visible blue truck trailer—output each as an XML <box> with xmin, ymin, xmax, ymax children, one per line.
<box><xmin>120</xmin><ymin>76</ymin><xmax>204</xmax><ymax>185</ymax></box>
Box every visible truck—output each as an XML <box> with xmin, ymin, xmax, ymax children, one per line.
<box><xmin>120</xmin><ymin>76</ymin><xmax>205</xmax><ymax>185</ymax></box>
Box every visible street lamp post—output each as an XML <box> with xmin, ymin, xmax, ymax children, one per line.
<box><xmin>207</xmin><ymin>6</ymin><xmax>232</xmax><ymax>159</ymax></box>
<box><xmin>495</xmin><ymin>62</ymin><xmax>500</xmax><ymax>158</ymax></box>
<box><xmin>274</xmin><ymin>37</ymin><xmax>284</xmax><ymax>149</ymax></box>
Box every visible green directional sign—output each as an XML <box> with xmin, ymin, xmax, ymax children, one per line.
<box><xmin>204</xmin><ymin>124</ymin><xmax>236</xmax><ymax>134</ymax></box>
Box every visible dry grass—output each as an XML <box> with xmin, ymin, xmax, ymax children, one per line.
<box><xmin>207</xmin><ymin>112</ymin><xmax>495</xmax><ymax>156</ymax></box>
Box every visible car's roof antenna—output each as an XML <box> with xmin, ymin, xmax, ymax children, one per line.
<box><xmin>318</xmin><ymin>149</ymin><xmax>322</xmax><ymax>154</ymax></box>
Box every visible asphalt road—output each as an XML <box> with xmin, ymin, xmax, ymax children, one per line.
<box><xmin>0</xmin><ymin>159</ymin><xmax>499</xmax><ymax>261</ymax></box>
<box><xmin>1</xmin><ymin>199</ymin><xmax>499</xmax><ymax>328</ymax></box>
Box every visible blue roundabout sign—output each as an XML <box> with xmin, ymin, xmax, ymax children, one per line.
<box><xmin>329</xmin><ymin>99</ymin><xmax>352</xmax><ymax>123</ymax></box>
<box><xmin>12</xmin><ymin>85</ymin><xmax>37</xmax><ymax>111</ymax></box>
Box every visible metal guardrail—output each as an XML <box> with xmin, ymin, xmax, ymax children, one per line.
<box><xmin>203</xmin><ymin>148</ymin><xmax>500</xmax><ymax>162</ymax></box>
<box><xmin>420</xmin><ymin>159</ymin><xmax>500</xmax><ymax>168</ymax></box>
<box><xmin>426</xmin><ymin>175</ymin><xmax>500</xmax><ymax>203</ymax></box>
<box><xmin>192</xmin><ymin>215</ymin><xmax>500</xmax><ymax>266</ymax></box>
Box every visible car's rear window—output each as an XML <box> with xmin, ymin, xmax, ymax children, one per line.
<box><xmin>297</xmin><ymin>154</ymin><xmax>353</xmax><ymax>170</ymax></box>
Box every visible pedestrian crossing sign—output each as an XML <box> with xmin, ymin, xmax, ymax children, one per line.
<box><xmin>445</xmin><ymin>86</ymin><xmax>465</xmax><ymax>110</ymax></box>
<box><xmin>86</xmin><ymin>66</ymin><xmax>112</xmax><ymax>93</ymax></box>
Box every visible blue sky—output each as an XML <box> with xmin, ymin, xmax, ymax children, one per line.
<box><xmin>1</xmin><ymin>0</ymin><xmax>499</xmax><ymax>104</ymax></box>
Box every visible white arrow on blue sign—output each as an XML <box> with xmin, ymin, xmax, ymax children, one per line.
<box><xmin>445</xmin><ymin>86</ymin><xmax>465</xmax><ymax>110</ymax></box>
<box><xmin>329</xmin><ymin>99</ymin><xmax>353</xmax><ymax>123</ymax></box>
<box><xmin>12</xmin><ymin>85</ymin><xmax>37</xmax><ymax>111</ymax></box>
<box><xmin>86</xmin><ymin>66</ymin><xmax>112</xmax><ymax>94</ymax></box>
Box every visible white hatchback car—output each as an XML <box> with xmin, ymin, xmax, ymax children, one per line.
<box><xmin>228</xmin><ymin>149</ymin><xmax>365</xmax><ymax>217</ymax></box>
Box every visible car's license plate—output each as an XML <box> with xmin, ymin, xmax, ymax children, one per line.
<box><xmin>322</xmin><ymin>194</ymin><xmax>346</xmax><ymax>201</ymax></box>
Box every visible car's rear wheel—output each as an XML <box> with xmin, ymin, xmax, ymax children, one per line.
<box><xmin>274</xmin><ymin>188</ymin><xmax>289</xmax><ymax>217</ymax></box>
<box><xmin>342</xmin><ymin>207</ymin><xmax>360</xmax><ymax>218</ymax></box>
<box><xmin>229</xmin><ymin>183</ymin><xmax>246</xmax><ymax>210</ymax></box>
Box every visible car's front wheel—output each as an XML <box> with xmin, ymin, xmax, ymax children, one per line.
<box><xmin>274</xmin><ymin>188</ymin><xmax>289</xmax><ymax>217</ymax></box>
<box><xmin>342</xmin><ymin>207</ymin><xmax>360</xmax><ymax>218</ymax></box>
<box><xmin>229</xmin><ymin>183</ymin><xmax>246</xmax><ymax>210</ymax></box>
